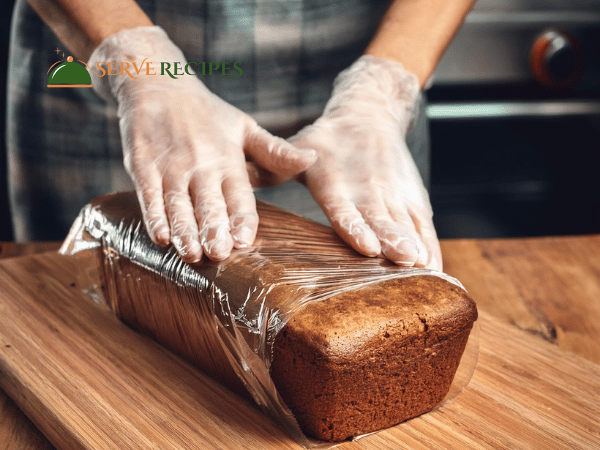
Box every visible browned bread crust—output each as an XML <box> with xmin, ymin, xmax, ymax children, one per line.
<box><xmin>271</xmin><ymin>276</ymin><xmax>477</xmax><ymax>441</ymax></box>
<box><xmin>74</xmin><ymin>192</ymin><xmax>478</xmax><ymax>442</ymax></box>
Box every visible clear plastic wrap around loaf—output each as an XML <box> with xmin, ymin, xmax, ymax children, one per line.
<box><xmin>60</xmin><ymin>191</ymin><xmax>479</xmax><ymax>447</ymax></box>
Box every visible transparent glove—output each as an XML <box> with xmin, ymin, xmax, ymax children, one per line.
<box><xmin>289</xmin><ymin>55</ymin><xmax>442</xmax><ymax>270</ymax></box>
<box><xmin>88</xmin><ymin>26</ymin><xmax>316</xmax><ymax>263</ymax></box>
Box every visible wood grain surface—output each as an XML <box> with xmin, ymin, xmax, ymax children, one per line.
<box><xmin>0</xmin><ymin>243</ymin><xmax>59</xmax><ymax>450</ymax></box>
<box><xmin>0</xmin><ymin>393</ymin><xmax>55</xmax><ymax>450</ymax></box>
<box><xmin>0</xmin><ymin>251</ymin><xmax>599</xmax><ymax>449</ymax></box>
<box><xmin>441</xmin><ymin>235</ymin><xmax>600</xmax><ymax>364</ymax></box>
<box><xmin>0</xmin><ymin>242</ymin><xmax>61</xmax><ymax>259</ymax></box>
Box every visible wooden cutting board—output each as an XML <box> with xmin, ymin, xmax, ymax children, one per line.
<box><xmin>0</xmin><ymin>252</ymin><xmax>599</xmax><ymax>449</ymax></box>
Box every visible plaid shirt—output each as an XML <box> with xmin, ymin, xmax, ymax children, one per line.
<box><xmin>7</xmin><ymin>0</ymin><xmax>428</xmax><ymax>241</ymax></box>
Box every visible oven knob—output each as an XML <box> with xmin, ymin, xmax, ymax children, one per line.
<box><xmin>530</xmin><ymin>30</ymin><xmax>584</xmax><ymax>88</ymax></box>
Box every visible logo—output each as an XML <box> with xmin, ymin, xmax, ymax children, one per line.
<box><xmin>47</xmin><ymin>50</ymin><xmax>92</xmax><ymax>88</ymax></box>
<box><xmin>91</xmin><ymin>60</ymin><xmax>243</xmax><ymax>79</ymax></box>
<box><xmin>47</xmin><ymin>48</ymin><xmax>243</xmax><ymax>89</ymax></box>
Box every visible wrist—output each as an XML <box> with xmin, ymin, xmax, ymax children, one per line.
<box><xmin>326</xmin><ymin>55</ymin><xmax>420</xmax><ymax>135</ymax></box>
<box><xmin>88</xmin><ymin>26</ymin><xmax>188</xmax><ymax>102</ymax></box>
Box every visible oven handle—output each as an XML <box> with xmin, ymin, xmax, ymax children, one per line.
<box><xmin>426</xmin><ymin>100</ymin><xmax>600</xmax><ymax>120</ymax></box>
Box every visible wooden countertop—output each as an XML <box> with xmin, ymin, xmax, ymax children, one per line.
<box><xmin>441</xmin><ymin>235</ymin><xmax>600</xmax><ymax>364</ymax></box>
<box><xmin>0</xmin><ymin>236</ymin><xmax>599</xmax><ymax>449</ymax></box>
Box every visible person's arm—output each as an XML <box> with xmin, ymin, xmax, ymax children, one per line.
<box><xmin>364</xmin><ymin>0</ymin><xmax>476</xmax><ymax>87</ymax></box>
<box><xmin>26</xmin><ymin>0</ymin><xmax>317</xmax><ymax>264</ymax></box>
<box><xmin>26</xmin><ymin>0</ymin><xmax>152</xmax><ymax>61</ymax></box>
<box><xmin>288</xmin><ymin>0</ymin><xmax>476</xmax><ymax>270</ymax></box>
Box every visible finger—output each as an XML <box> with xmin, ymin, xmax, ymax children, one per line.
<box><xmin>384</xmin><ymin>199</ymin><xmax>429</xmax><ymax>267</ymax></box>
<box><xmin>189</xmin><ymin>170</ymin><xmax>234</xmax><ymax>261</ymax></box>
<box><xmin>162</xmin><ymin>166</ymin><xmax>202</xmax><ymax>263</ymax></box>
<box><xmin>222</xmin><ymin>169</ymin><xmax>259</xmax><ymax>249</ymax></box>
<box><xmin>245</xmin><ymin>161</ymin><xmax>288</xmax><ymax>188</ymax></box>
<box><xmin>126</xmin><ymin>153</ymin><xmax>171</xmax><ymax>246</ymax></box>
<box><xmin>135</xmin><ymin>186</ymin><xmax>171</xmax><ymax>246</ymax></box>
<box><xmin>164</xmin><ymin>189</ymin><xmax>203</xmax><ymax>263</ymax></box>
<box><xmin>245</xmin><ymin>123</ymin><xmax>317</xmax><ymax>178</ymax></box>
<box><xmin>357</xmin><ymin>196</ymin><xmax>426</xmax><ymax>267</ymax></box>
<box><xmin>318</xmin><ymin>193</ymin><xmax>381</xmax><ymax>257</ymax></box>
<box><xmin>408</xmin><ymin>204</ymin><xmax>443</xmax><ymax>271</ymax></box>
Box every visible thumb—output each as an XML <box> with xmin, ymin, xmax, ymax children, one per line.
<box><xmin>245</xmin><ymin>161</ymin><xmax>292</xmax><ymax>187</ymax></box>
<box><xmin>244</xmin><ymin>123</ymin><xmax>317</xmax><ymax>178</ymax></box>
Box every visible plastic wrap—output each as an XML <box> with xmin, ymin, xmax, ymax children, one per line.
<box><xmin>60</xmin><ymin>191</ymin><xmax>479</xmax><ymax>447</ymax></box>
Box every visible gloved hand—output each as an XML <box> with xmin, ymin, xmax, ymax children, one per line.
<box><xmin>88</xmin><ymin>26</ymin><xmax>316</xmax><ymax>263</ymax></box>
<box><xmin>289</xmin><ymin>55</ymin><xmax>442</xmax><ymax>270</ymax></box>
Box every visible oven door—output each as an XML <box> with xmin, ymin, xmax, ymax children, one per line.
<box><xmin>427</xmin><ymin>0</ymin><xmax>600</xmax><ymax>239</ymax></box>
<box><xmin>427</xmin><ymin>99</ymin><xmax>600</xmax><ymax>238</ymax></box>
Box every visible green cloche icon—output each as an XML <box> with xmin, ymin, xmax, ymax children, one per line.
<box><xmin>47</xmin><ymin>56</ymin><xmax>92</xmax><ymax>88</ymax></box>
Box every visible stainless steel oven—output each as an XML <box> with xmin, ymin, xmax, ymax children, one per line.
<box><xmin>427</xmin><ymin>0</ymin><xmax>600</xmax><ymax>238</ymax></box>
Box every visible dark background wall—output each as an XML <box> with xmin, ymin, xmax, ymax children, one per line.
<box><xmin>1</xmin><ymin>0</ymin><xmax>16</xmax><ymax>241</ymax></box>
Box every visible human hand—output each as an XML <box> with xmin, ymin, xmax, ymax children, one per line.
<box><xmin>289</xmin><ymin>56</ymin><xmax>442</xmax><ymax>270</ymax></box>
<box><xmin>88</xmin><ymin>26</ymin><xmax>316</xmax><ymax>263</ymax></box>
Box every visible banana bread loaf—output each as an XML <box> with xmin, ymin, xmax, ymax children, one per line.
<box><xmin>64</xmin><ymin>192</ymin><xmax>477</xmax><ymax>442</ymax></box>
<box><xmin>271</xmin><ymin>275</ymin><xmax>477</xmax><ymax>441</ymax></box>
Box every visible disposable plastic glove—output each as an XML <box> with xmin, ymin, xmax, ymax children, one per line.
<box><xmin>289</xmin><ymin>55</ymin><xmax>442</xmax><ymax>270</ymax></box>
<box><xmin>88</xmin><ymin>26</ymin><xmax>316</xmax><ymax>263</ymax></box>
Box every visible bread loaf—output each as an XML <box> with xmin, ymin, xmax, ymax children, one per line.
<box><xmin>271</xmin><ymin>276</ymin><xmax>476</xmax><ymax>441</ymax></box>
<box><xmin>64</xmin><ymin>192</ymin><xmax>477</xmax><ymax>442</ymax></box>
